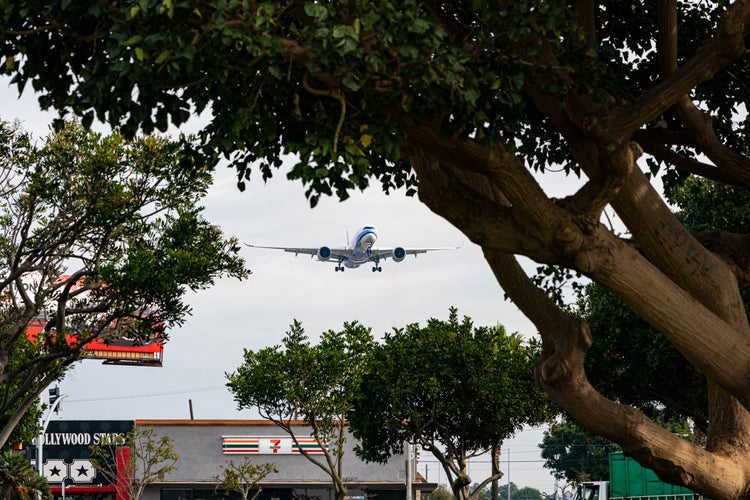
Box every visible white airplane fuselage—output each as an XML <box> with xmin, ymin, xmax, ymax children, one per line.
<box><xmin>343</xmin><ymin>225</ymin><xmax>378</xmax><ymax>268</ymax></box>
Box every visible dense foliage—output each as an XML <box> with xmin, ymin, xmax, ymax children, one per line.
<box><xmin>349</xmin><ymin>309</ymin><xmax>555</xmax><ymax>500</ymax></box>
<box><xmin>1</xmin><ymin>1</ymin><xmax>596</xmax><ymax>203</ymax></box>
<box><xmin>474</xmin><ymin>482</ymin><xmax>544</xmax><ymax>500</ymax></box>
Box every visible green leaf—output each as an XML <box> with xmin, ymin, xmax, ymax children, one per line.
<box><xmin>155</xmin><ymin>50</ymin><xmax>171</xmax><ymax>64</ymax></box>
<box><xmin>332</xmin><ymin>25</ymin><xmax>356</xmax><ymax>40</ymax></box>
<box><xmin>122</xmin><ymin>35</ymin><xmax>143</xmax><ymax>46</ymax></box>
<box><xmin>408</xmin><ymin>18</ymin><xmax>430</xmax><ymax>34</ymax></box>
<box><xmin>304</xmin><ymin>2</ymin><xmax>328</xmax><ymax>20</ymax></box>
<box><xmin>342</xmin><ymin>75</ymin><xmax>360</xmax><ymax>92</ymax></box>
<box><xmin>398</xmin><ymin>45</ymin><xmax>418</xmax><ymax>59</ymax></box>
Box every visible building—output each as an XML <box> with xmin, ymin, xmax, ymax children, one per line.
<box><xmin>37</xmin><ymin>419</ymin><xmax>435</xmax><ymax>500</ymax></box>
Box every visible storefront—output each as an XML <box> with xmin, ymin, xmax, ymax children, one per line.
<box><xmin>37</xmin><ymin>420</ymin><xmax>434</xmax><ymax>500</ymax></box>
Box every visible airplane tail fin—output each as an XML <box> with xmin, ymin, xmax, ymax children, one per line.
<box><xmin>346</xmin><ymin>230</ymin><xmax>350</xmax><ymax>249</ymax></box>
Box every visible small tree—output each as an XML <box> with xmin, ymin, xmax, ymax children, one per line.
<box><xmin>0</xmin><ymin>449</ymin><xmax>51</xmax><ymax>500</ymax></box>
<box><xmin>227</xmin><ymin>320</ymin><xmax>373</xmax><ymax>500</ymax></box>
<box><xmin>214</xmin><ymin>456</ymin><xmax>278</xmax><ymax>500</ymax></box>
<box><xmin>89</xmin><ymin>427</ymin><xmax>179</xmax><ymax>500</ymax></box>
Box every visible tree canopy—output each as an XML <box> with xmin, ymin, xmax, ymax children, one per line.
<box><xmin>0</xmin><ymin>120</ymin><xmax>248</xmax><ymax>448</ymax></box>
<box><xmin>349</xmin><ymin>309</ymin><xmax>554</xmax><ymax>500</ymax></box>
<box><xmin>539</xmin><ymin>415</ymin><xmax>615</xmax><ymax>483</ymax></box>
<box><xmin>2</xmin><ymin>2</ymin><xmax>750</xmax><ymax>497</ymax></box>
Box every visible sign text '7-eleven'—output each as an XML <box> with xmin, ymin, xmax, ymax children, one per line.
<box><xmin>221</xmin><ymin>436</ymin><xmax>328</xmax><ymax>454</ymax></box>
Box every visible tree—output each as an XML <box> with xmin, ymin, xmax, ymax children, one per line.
<box><xmin>348</xmin><ymin>310</ymin><xmax>554</xmax><ymax>500</ymax></box>
<box><xmin>0</xmin><ymin>120</ymin><xmax>249</xmax><ymax>448</ymax></box>
<box><xmin>514</xmin><ymin>487</ymin><xmax>543</xmax><ymax>500</ymax></box>
<box><xmin>214</xmin><ymin>457</ymin><xmax>278</xmax><ymax>500</ymax></box>
<box><xmin>0</xmin><ymin>449</ymin><xmax>51</xmax><ymax>500</ymax></box>
<box><xmin>89</xmin><ymin>427</ymin><xmax>179</xmax><ymax>500</ymax></box>
<box><xmin>539</xmin><ymin>415</ymin><xmax>615</xmax><ymax>483</ymax></box>
<box><xmin>424</xmin><ymin>484</ymin><xmax>454</xmax><ymax>500</ymax></box>
<box><xmin>481</xmin><ymin>483</ymin><xmax>542</xmax><ymax>500</ymax></box>
<box><xmin>471</xmin><ymin>484</ymin><xmax>490</xmax><ymax>500</ymax></box>
<box><xmin>226</xmin><ymin>320</ymin><xmax>373</xmax><ymax>500</ymax></box>
<box><xmin>497</xmin><ymin>482</ymin><xmax>518</xmax><ymax>500</ymax></box>
<box><xmin>3</xmin><ymin>2</ymin><xmax>750</xmax><ymax>497</ymax></box>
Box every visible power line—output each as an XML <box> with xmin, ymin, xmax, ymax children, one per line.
<box><xmin>67</xmin><ymin>385</ymin><xmax>226</xmax><ymax>402</ymax></box>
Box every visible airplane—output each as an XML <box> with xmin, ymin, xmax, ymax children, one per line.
<box><xmin>246</xmin><ymin>224</ymin><xmax>458</xmax><ymax>272</ymax></box>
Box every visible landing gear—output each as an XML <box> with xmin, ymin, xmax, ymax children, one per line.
<box><xmin>372</xmin><ymin>266</ymin><xmax>382</xmax><ymax>272</ymax></box>
<box><xmin>335</xmin><ymin>264</ymin><xmax>345</xmax><ymax>272</ymax></box>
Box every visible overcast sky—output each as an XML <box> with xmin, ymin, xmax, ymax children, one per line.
<box><xmin>1</xmin><ymin>77</ymin><xmax>591</xmax><ymax>494</ymax></box>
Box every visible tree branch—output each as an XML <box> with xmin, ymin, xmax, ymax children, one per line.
<box><xmin>575</xmin><ymin>0</ymin><xmax>596</xmax><ymax>44</ymax></box>
<box><xmin>694</xmin><ymin>230</ymin><xmax>750</xmax><ymax>287</ymax></box>
<box><xmin>400</xmin><ymin>117</ymin><xmax>565</xmax><ymax>251</ymax></box>
<box><xmin>654</xmin><ymin>0</ymin><xmax>750</xmax><ymax>186</ymax></box>
<box><xmin>609</xmin><ymin>0</ymin><xmax>750</xmax><ymax>138</ymax></box>
<box><xmin>640</xmin><ymin>140</ymin><xmax>745</xmax><ymax>187</ymax></box>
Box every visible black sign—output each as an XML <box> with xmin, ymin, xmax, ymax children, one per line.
<box><xmin>41</xmin><ymin>420</ymin><xmax>133</xmax><ymax>485</ymax></box>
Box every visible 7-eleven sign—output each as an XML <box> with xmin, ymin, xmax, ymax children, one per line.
<box><xmin>222</xmin><ymin>436</ymin><xmax>327</xmax><ymax>455</ymax></box>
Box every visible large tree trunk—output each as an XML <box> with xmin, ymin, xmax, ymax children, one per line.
<box><xmin>401</xmin><ymin>119</ymin><xmax>750</xmax><ymax>498</ymax></box>
<box><xmin>490</xmin><ymin>443</ymin><xmax>500</xmax><ymax>500</ymax></box>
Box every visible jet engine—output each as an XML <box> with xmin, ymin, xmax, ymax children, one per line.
<box><xmin>392</xmin><ymin>247</ymin><xmax>406</xmax><ymax>262</ymax></box>
<box><xmin>317</xmin><ymin>246</ymin><xmax>332</xmax><ymax>261</ymax></box>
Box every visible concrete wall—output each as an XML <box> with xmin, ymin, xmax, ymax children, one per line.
<box><xmin>137</xmin><ymin>419</ymin><xmax>411</xmax><ymax>498</ymax></box>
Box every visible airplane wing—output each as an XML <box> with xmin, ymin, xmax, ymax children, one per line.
<box><xmin>370</xmin><ymin>246</ymin><xmax>459</xmax><ymax>262</ymax></box>
<box><xmin>245</xmin><ymin>244</ymin><xmax>350</xmax><ymax>261</ymax></box>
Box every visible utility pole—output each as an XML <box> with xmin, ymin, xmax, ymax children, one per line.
<box><xmin>507</xmin><ymin>449</ymin><xmax>510</xmax><ymax>500</ymax></box>
<box><xmin>405</xmin><ymin>442</ymin><xmax>413</xmax><ymax>500</ymax></box>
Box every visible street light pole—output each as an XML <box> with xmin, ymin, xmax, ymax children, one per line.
<box><xmin>36</xmin><ymin>389</ymin><xmax>67</xmax><ymax>485</ymax></box>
